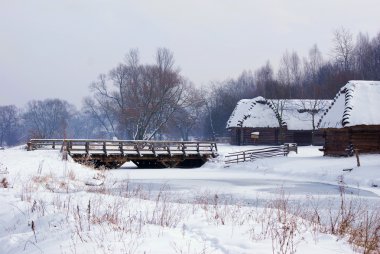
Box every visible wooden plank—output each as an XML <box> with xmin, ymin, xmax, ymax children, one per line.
<box><xmin>27</xmin><ymin>139</ymin><xmax>219</xmax><ymax>169</ymax></box>
<box><xmin>225</xmin><ymin>145</ymin><xmax>287</xmax><ymax>164</ymax></box>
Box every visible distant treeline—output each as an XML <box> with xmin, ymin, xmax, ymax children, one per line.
<box><xmin>1</xmin><ymin>28</ymin><xmax>380</xmax><ymax>146</ymax></box>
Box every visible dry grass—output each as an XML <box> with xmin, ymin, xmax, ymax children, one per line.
<box><xmin>0</xmin><ymin>177</ymin><xmax>8</xmax><ymax>188</ymax></box>
<box><xmin>68</xmin><ymin>169</ymin><xmax>76</xmax><ymax>181</ymax></box>
<box><xmin>17</xmin><ymin>170</ymin><xmax>380</xmax><ymax>254</ymax></box>
<box><xmin>0</xmin><ymin>162</ymin><xmax>9</xmax><ymax>174</ymax></box>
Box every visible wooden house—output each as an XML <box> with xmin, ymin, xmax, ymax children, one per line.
<box><xmin>318</xmin><ymin>80</ymin><xmax>380</xmax><ymax>156</ymax></box>
<box><xmin>226</xmin><ymin>97</ymin><xmax>281</xmax><ymax>145</ymax></box>
<box><xmin>227</xmin><ymin>97</ymin><xmax>330</xmax><ymax>146</ymax></box>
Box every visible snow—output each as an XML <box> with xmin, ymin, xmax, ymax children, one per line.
<box><xmin>226</xmin><ymin>96</ymin><xmax>279</xmax><ymax>128</ymax></box>
<box><xmin>281</xmin><ymin>100</ymin><xmax>330</xmax><ymax>130</ymax></box>
<box><xmin>319</xmin><ymin>80</ymin><xmax>380</xmax><ymax>128</ymax></box>
<box><xmin>227</xmin><ymin>97</ymin><xmax>331</xmax><ymax>130</ymax></box>
<box><xmin>242</xmin><ymin>103</ymin><xmax>279</xmax><ymax>128</ymax></box>
<box><xmin>1</xmin><ymin>144</ymin><xmax>379</xmax><ymax>253</ymax></box>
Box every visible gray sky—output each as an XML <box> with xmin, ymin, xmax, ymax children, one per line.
<box><xmin>1</xmin><ymin>0</ymin><xmax>379</xmax><ymax>108</ymax></box>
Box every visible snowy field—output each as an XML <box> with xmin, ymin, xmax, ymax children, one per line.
<box><xmin>0</xmin><ymin>144</ymin><xmax>379</xmax><ymax>253</ymax></box>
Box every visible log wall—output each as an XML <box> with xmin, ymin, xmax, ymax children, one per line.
<box><xmin>322</xmin><ymin>129</ymin><xmax>350</xmax><ymax>156</ymax></box>
<box><xmin>229</xmin><ymin>127</ymin><xmax>280</xmax><ymax>145</ymax></box>
<box><xmin>312</xmin><ymin>130</ymin><xmax>325</xmax><ymax>146</ymax></box>
<box><xmin>323</xmin><ymin>125</ymin><xmax>380</xmax><ymax>156</ymax></box>
<box><xmin>229</xmin><ymin>127</ymin><xmax>323</xmax><ymax>146</ymax></box>
<box><xmin>243</xmin><ymin>128</ymin><xmax>280</xmax><ymax>145</ymax></box>
<box><xmin>284</xmin><ymin>130</ymin><xmax>324</xmax><ymax>146</ymax></box>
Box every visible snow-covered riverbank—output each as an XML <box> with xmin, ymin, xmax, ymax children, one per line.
<box><xmin>0</xmin><ymin>145</ymin><xmax>379</xmax><ymax>253</ymax></box>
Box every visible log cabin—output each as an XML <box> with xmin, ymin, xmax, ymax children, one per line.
<box><xmin>318</xmin><ymin>80</ymin><xmax>380</xmax><ymax>156</ymax></box>
<box><xmin>227</xmin><ymin>96</ymin><xmax>331</xmax><ymax>146</ymax></box>
<box><xmin>226</xmin><ymin>97</ymin><xmax>281</xmax><ymax>145</ymax></box>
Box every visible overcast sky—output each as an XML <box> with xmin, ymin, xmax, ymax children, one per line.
<box><xmin>1</xmin><ymin>0</ymin><xmax>379</xmax><ymax>107</ymax></box>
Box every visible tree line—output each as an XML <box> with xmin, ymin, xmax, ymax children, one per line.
<box><xmin>1</xmin><ymin>28</ymin><xmax>380</xmax><ymax>146</ymax></box>
<box><xmin>204</xmin><ymin>28</ymin><xmax>380</xmax><ymax>138</ymax></box>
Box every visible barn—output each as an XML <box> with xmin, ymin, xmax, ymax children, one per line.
<box><xmin>318</xmin><ymin>80</ymin><xmax>380</xmax><ymax>156</ymax></box>
<box><xmin>227</xmin><ymin>96</ymin><xmax>330</xmax><ymax>146</ymax></box>
<box><xmin>226</xmin><ymin>97</ymin><xmax>281</xmax><ymax>145</ymax></box>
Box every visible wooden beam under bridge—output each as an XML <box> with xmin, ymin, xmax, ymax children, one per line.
<box><xmin>27</xmin><ymin>139</ymin><xmax>218</xmax><ymax>169</ymax></box>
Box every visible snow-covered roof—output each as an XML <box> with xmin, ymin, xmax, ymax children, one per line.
<box><xmin>281</xmin><ymin>100</ymin><xmax>331</xmax><ymax>130</ymax></box>
<box><xmin>226</xmin><ymin>97</ymin><xmax>280</xmax><ymax>129</ymax></box>
<box><xmin>318</xmin><ymin>80</ymin><xmax>380</xmax><ymax>129</ymax></box>
<box><xmin>227</xmin><ymin>97</ymin><xmax>331</xmax><ymax>130</ymax></box>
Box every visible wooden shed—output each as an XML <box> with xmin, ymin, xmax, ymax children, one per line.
<box><xmin>226</xmin><ymin>97</ymin><xmax>281</xmax><ymax>145</ymax></box>
<box><xmin>227</xmin><ymin>97</ymin><xmax>330</xmax><ymax>146</ymax></box>
<box><xmin>318</xmin><ymin>80</ymin><xmax>380</xmax><ymax>156</ymax></box>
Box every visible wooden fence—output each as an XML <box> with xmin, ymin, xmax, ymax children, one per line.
<box><xmin>225</xmin><ymin>145</ymin><xmax>290</xmax><ymax>164</ymax></box>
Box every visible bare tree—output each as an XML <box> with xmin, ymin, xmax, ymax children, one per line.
<box><xmin>69</xmin><ymin>111</ymin><xmax>103</xmax><ymax>139</ymax></box>
<box><xmin>305</xmin><ymin>45</ymin><xmax>323</xmax><ymax>82</ymax></box>
<box><xmin>0</xmin><ymin>105</ymin><xmax>20</xmax><ymax>146</ymax></box>
<box><xmin>171</xmin><ymin>85</ymin><xmax>206</xmax><ymax>140</ymax></box>
<box><xmin>290</xmin><ymin>51</ymin><xmax>302</xmax><ymax>87</ymax></box>
<box><xmin>83</xmin><ymin>96</ymin><xmax>118</xmax><ymax>138</ymax></box>
<box><xmin>127</xmin><ymin>49</ymin><xmax>186</xmax><ymax>140</ymax></box>
<box><xmin>332</xmin><ymin>27</ymin><xmax>354</xmax><ymax>72</ymax></box>
<box><xmin>298</xmin><ymin>99</ymin><xmax>330</xmax><ymax>144</ymax></box>
<box><xmin>298</xmin><ymin>100</ymin><xmax>329</xmax><ymax>130</ymax></box>
<box><xmin>203</xmin><ymin>71</ymin><xmax>258</xmax><ymax>138</ymax></box>
<box><xmin>304</xmin><ymin>44</ymin><xmax>324</xmax><ymax>98</ymax></box>
<box><xmin>277</xmin><ymin>51</ymin><xmax>302</xmax><ymax>98</ymax></box>
<box><xmin>255</xmin><ymin>61</ymin><xmax>274</xmax><ymax>98</ymax></box>
<box><xmin>23</xmin><ymin>99</ymin><xmax>74</xmax><ymax>139</ymax></box>
<box><xmin>354</xmin><ymin>32</ymin><xmax>373</xmax><ymax>79</ymax></box>
<box><xmin>88</xmin><ymin>48</ymin><xmax>187</xmax><ymax>140</ymax></box>
<box><xmin>371</xmin><ymin>32</ymin><xmax>380</xmax><ymax>80</ymax></box>
<box><xmin>278</xmin><ymin>51</ymin><xmax>292</xmax><ymax>88</ymax></box>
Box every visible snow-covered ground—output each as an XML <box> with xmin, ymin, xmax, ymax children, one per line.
<box><xmin>0</xmin><ymin>144</ymin><xmax>379</xmax><ymax>253</ymax></box>
<box><xmin>112</xmin><ymin>145</ymin><xmax>380</xmax><ymax>199</ymax></box>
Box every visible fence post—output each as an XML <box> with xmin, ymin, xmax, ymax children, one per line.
<box><xmin>152</xmin><ymin>143</ymin><xmax>157</xmax><ymax>157</ymax></box>
<box><xmin>354</xmin><ymin>149</ymin><xmax>360</xmax><ymax>167</ymax></box>
<box><xmin>85</xmin><ymin>142</ymin><xmax>89</xmax><ymax>155</ymax></box>
<box><xmin>284</xmin><ymin>144</ymin><xmax>289</xmax><ymax>156</ymax></box>
<box><xmin>68</xmin><ymin>141</ymin><xmax>72</xmax><ymax>154</ymax></box>
<box><xmin>119</xmin><ymin>142</ymin><xmax>124</xmax><ymax>156</ymax></box>
<box><xmin>103</xmin><ymin>141</ymin><xmax>107</xmax><ymax>155</ymax></box>
<box><xmin>27</xmin><ymin>142</ymin><xmax>32</xmax><ymax>151</ymax></box>
<box><xmin>182</xmin><ymin>142</ymin><xmax>186</xmax><ymax>156</ymax></box>
<box><xmin>135</xmin><ymin>144</ymin><xmax>141</xmax><ymax>157</ymax></box>
<box><xmin>243</xmin><ymin>151</ymin><xmax>246</xmax><ymax>162</ymax></box>
<box><xmin>166</xmin><ymin>143</ymin><xmax>172</xmax><ymax>157</ymax></box>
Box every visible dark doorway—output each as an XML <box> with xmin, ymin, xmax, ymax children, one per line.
<box><xmin>236</xmin><ymin>128</ymin><xmax>241</xmax><ymax>145</ymax></box>
<box><xmin>294</xmin><ymin>131</ymin><xmax>312</xmax><ymax>145</ymax></box>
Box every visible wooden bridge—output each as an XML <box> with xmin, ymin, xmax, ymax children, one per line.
<box><xmin>27</xmin><ymin>139</ymin><xmax>218</xmax><ymax>169</ymax></box>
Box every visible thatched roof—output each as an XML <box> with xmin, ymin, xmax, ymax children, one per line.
<box><xmin>226</xmin><ymin>97</ymin><xmax>280</xmax><ymax>129</ymax></box>
<box><xmin>227</xmin><ymin>97</ymin><xmax>330</xmax><ymax>130</ymax></box>
<box><xmin>318</xmin><ymin>80</ymin><xmax>380</xmax><ymax>129</ymax></box>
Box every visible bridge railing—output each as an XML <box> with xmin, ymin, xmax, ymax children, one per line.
<box><xmin>224</xmin><ymin>145</ymin><xmax>289</xmax><ymax>164</ymax></box>
<box><xmin>27</xmin><ymin>139</ymin><xmax>218</xmax><ymax>157</ymax></box>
